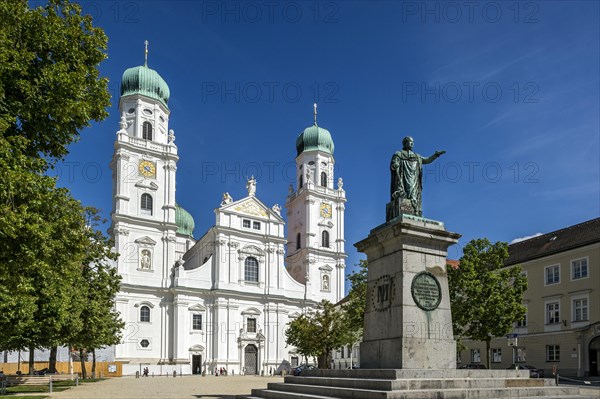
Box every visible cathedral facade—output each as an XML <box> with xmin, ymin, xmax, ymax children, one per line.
<box><xmin>109</xmin><ymin>60</ymin><xmax>347</xmax><ymax>375</ymax></box>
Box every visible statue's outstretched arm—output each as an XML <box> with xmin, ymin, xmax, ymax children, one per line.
<box><xmin>422</xmin><ymin>150</ymin><xmax>446</xmax><ymax>164</ymax></box>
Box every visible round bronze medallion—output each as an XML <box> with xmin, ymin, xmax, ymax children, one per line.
<box><xmin>411</xmin><ymin>271</ymin><xmax>441</xmax><ymax>311</ymax></box>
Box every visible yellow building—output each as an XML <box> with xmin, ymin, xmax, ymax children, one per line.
<box><xmin>460</xmin><ymin>218</ymin><xmax>600</xmax><ymax>377</ymax></box>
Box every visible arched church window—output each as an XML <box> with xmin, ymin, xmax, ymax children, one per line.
<box><xmin>140</xmin><ymin>249</ymin><xmax>152</xmax><ymax>269</ymax></box>
<box><xmin>322</xmin><ymin>231</ymin><xmax>330</xmax><ymax>248</ymax></box>
<box><xmin>296</xmin><ymin>233</ymin><xmax>301</xmax><ymax>250</ymax></box>
<box><xmin>140</xmin><ymin>306</ymin><xmax>150</xmax><ymax>322</ymax></box>
<box><xmin>299</xmin><ymin>175</ymin><xmax>303</xmax><ymax>188</ymax></box>
<box><xmin>142</xmin><ymin>121</ymin><xmax>153</xmax><ymax>141</ymax></box>
<box><xmin>321</xmin><ymin>172</ymin><xmax>327</xmax><ymax>187</ymax></box>
<box><xmin>322</xmin><ymin>275</ymin><xmax>330</xmax><ymax>291</ymax></box>
<box><xmin>141</xmin><ymin>193</ymin><xmax>153</xmax><ymax>215</ymax></box>
<box><xmin>245</xmin><ymin>257</ymin><xmax>258</xmax><ymax>282</ymax></box>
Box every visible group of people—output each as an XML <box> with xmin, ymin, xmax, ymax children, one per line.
<box><xmin>214</xmin><ymin>367</ymin><xmax>228</xmax><ymax>376</ymax></box>
<box><xmin>142</xmin><ymin>367</ymin><xmax>149</xmax><ymax>377</ymax></box>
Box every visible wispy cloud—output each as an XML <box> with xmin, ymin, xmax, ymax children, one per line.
<box><xmin>510</xmin><ymin>233</ymin><xmax>543</xmax><ymax>244</ymax></box>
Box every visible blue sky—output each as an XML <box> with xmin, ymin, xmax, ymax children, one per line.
<box><xmin>52</xmin><ymin>0</ymin><xmax>599</xmax><ymax>293</ymax></box>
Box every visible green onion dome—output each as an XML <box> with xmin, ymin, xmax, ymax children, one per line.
<box><xmin>120</xmin><ymin>65</ymin><xmax>170</xmax><ymax>108</ymax></box>
<box><xmin>295</xmin><ymin>123</ymin><xmax>335</xmax><ymax>157</ymax></box>
<box><xmin>175</xmin><ymin>204</ymin><xmax>194</xmax><ymax>238</ymax></box>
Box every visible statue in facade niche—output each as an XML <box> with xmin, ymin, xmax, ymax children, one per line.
<box><xmin>387</xmin><ymin>136</ymin><xmax>445</xmax><ymax>220</ymax></box>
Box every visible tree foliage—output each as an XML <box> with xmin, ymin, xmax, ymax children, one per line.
<box><xmin>285</xmin><ymin>300</ymin><xmax>350</xmax><ymax>369</ymax></box>
<box><xmin>447</xmin><ymin>239</ymin><xmax>527</xmax><ymax>368</ymax></box>
<box><xmin>0</xmin><ymin>0</ymin><xmax>110</xmax><ymax>162</ymax></box>
<box><xmin>0</xmin><ymin>0</ymin><xmax>117</xmax><ymax>371</ymax></box>
<box><xmin>341</xmin><ymin>260</ymin><xmax>367</xmax><ymax>344</ymax></box>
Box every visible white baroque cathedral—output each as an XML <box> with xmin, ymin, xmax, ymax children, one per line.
<box><xmin>109</xmin><ymin>59</ymin><xmax>347</xmax><ymax>375</ymax></box>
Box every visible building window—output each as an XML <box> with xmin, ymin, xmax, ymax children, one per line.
<box><xmin>140</xmin><ymin>249</ymin><xmax>152</xmax><ymax>270</ymax></box>
<box><xmin>247</xmin><ymin>317</ymin><xmax>257</xmax><ymax>333</ymax></box>
<box><xmin>140</xmin><ymin>339</ymin><xmax>150</xmax><ymax>348</ymax></box>
<box><xmin>299</xmin><ymin>175</ymin><xmax>303</xmax><ymax>188</ymax></box>
<box><xmin>340</xmin><ymin>346</ymin><xmax>345</xmax><ymax>358</ymax></box>
<box><xmin>245</xmin><ymin>257</ymin><xmax>258</xmax><ymax>282</ymax></box>
<box><xmin>546</xmin><ymin>345</ymin><xmax>560</xmax><ymax>361</ymax></box>
<box><xmin>545</xmin><ymin>264</ymin><xmax>560</xmax><ymax>285</ymax></box>
<box><xmin>142</xmin><ymin>121</ymin><xmax>153</xmax><ymax>140</ymax></box>
<box><xmin>571</xmin><ymin>258</ymin><xmax>588</xmax><ymax>280</ymax></box>
<box><xmin>140</xmin><ymin>305</ymin><xmax>150</xmax><ymax>322</ymax></box>
<box><xmin>516</xmin><ymin>347</ymin><xmax>526</xmax><ymax>363</ymax></box>
<box><xmin>192</xmin><ymin>314</ymin><xmax>202</xmax><ymax>330</ymax></box>
<box><xmin>546</xmin><ymin>302</ymin><xmax>560</xmax><ymax>324</ymax></box>
<box><xmin>573</xmin><ymin>298</ymin><xmax>588</xmax><ymax>322</ymax></box>
<box><xmin>322</xmin><ymin>231</ymin><xmax>330</xmax><ymax>248</ymax></box>
<box><xmin>252</xmin><ymin>221</ymin><xmax>261</xmax><ymax>230</ymax></box>
<box><xmin>516</xmin><ymin>313</ymin><xmax>527</xmax><ymax>327</ymax></box>
<box><xmin>320</xmin><ymin>172</ymin><xmax>327</xmax><ymax>187</ymax></box>
<box><xmin>296</xmin><ymin>233</ymin><xmax>301</xmax><ymax>250</ymax></box>
<box><xmin>492</xmin><ymin>348</ymin><xmax>502</xmax><ymax>363</ymax></box>
<box><xmin>471</xmin><ymin>349</ymin><xmax>481</xmax><ymax>363</ymax></box>
<box><xmin>243</xmin><ymin>219</ymin><xmax>251</xmax><ymax>228</ymax></box>
<box><xmin>141</xmin><ymin>193</ymin><xmax>153</xmax><ymax>215</ymax></box>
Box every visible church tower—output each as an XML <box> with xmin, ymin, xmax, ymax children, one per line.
<box><xmin>109</xmin><ymin>43</ymin><xmax>195</xmax><ymax>364</ymax></box>
<box><xmin>285</xmin><ymin>105</ymin><xmax>347</xmax><ymax>303</ymax></box>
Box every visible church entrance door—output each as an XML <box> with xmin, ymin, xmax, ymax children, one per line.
<box><xmin>192</xmin><ymin>355</ymin><xmax>202</xmax><ymax>375</ymax></box>
<box><xmin>590</xmin><ymin>336</ymin><xmax>600</xmax><ymax>376</ymax></box>
<box><xmin>244</xmin><ymin>345</ymin><xmax>258</xmax><ymax>375</ymax></box>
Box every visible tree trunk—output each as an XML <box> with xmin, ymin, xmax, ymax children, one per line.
<box><xmin>486</xmin><ymin>340</ymin><xmax>491</xmax><ymax>370</ymax></box>
<box><xmin>28</xmin><ymin>346</ymin><xmax>35</xmax><ymax>375</ymax></box>
<box><xmin>49</xmin><ymin>346</ymin><xmax>58</xmax><ymax>373</ymax></box>
<box><xmin>91</xmin><ymin>349</ymin><xmax>96</xmax><ymax>379</ymax></box>
<box><xmin>79</xmin><ymin>348</ymin><xmax>87</xmax><ymax>379</ymax></box>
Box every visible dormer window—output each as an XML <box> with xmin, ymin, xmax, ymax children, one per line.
<box><xmin>243</xmin><ymin>219</ymin><xmax>251</xmax><ymax>228</ymax></box>
<box><xmin>142</xmin><ymin>121</ymin><xmax>153</xmax><ymax>141</ymax></box>
<box><xmin>252</xmin><ymin>221</ymin><xmax>261</xmax><ymax>230</ymax></box>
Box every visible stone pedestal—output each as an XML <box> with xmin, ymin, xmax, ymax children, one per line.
<box><xmin>355</xmin><ymin>214</ymin><xmax>461</xmax><ymax>369</ymax></box>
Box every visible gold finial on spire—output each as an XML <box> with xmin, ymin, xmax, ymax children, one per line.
<box><xmin>144</xmin><ymin>40</ymin><xmax>149</xmax><ymax>66</ymax></box>
<box><xmin>313</xmin><ymin>103</ymin><xmax>318</xmax><ymax>125</ymax></box>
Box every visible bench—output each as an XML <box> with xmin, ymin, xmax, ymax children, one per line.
<box><xmin>2</xmin><ymin>374</ymin><xmax>78</xmax><ymax>394</ymax></box>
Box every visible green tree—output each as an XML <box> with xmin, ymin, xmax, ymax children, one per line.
<box><xmin>447</xmin><ymin>239</ymin><xmax>528</xmax><ymax>369</ymax></box>
<box><xmin>71</xmin><ymin>209</ymin><xmax>123</xmax><ymax>378</ymax></box>
<box><xmin>340</xmin><ymin>260</ymin><xmax>367</xmax><ymax>358</ymax></box>
<box><xmin>0</xmin><ymin>137</ymin><xmax>90</xmax><ymax>372</ymax></box>
<box><xmin>0</xmin><ymin>0</ymin><xmax>110</xmax><ymax>372</ymax></box>
<box><xmin>285</xmin><ymin>301</ymin><xmax>350</xmax><ymax>369</ymax></box>
<box><xmin>0</xmin><ymin>0</ymin><xmax>110</xmax><ymax>162</ymax></box>
<box><xmin>342</xmin><ymin>260</ymin><xmax>367</xmax><ymax>334</ymax></box>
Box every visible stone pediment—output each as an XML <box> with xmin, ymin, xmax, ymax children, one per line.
<box><xmin>239</xmin><ymin>245</ymin><xmax>265</xmax><ymax>259</ymax></box>
<box><xmin>221</xmin><ymin>197</ymin><xmax>283</xmax><ymax>222</ymax></box>
<box><xmin>135</xmin><ymin>180</ymin><xmax>159</xmax><ymax>190</ymax></box>
<box><xmin>318</xmin><ymin>220</ymin><xmax>334</xmax><ymax>228</ymax></box>
<box><xmin>134</xmin><ymin>236</ymin><xmax>157</xmax><ymax>246</ymax></box>
<box><xmin>241</xmin><ymin>307</ymin><xmax>261</xmax><ymax>316</ymax></box>
<box><xmin>319</xmin><ymin>265</ymin><xmax>333</xmax><ymax>272</ymax></box>
<box><xmin>189</xmin><ymin>345</ymin><xmax>204</xmax><ymax>352</ymax></box>
<box><xmin>189</xmin><ymin>304</ymin><xmax>206</xmax><ymax>311</ymax></box>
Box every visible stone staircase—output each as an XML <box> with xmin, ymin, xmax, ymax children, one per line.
<box><xmin>240</xmin><ymin>369</ymin><xmax>598</xmax><ymax>399</ymax></box>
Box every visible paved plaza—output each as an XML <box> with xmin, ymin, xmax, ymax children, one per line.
<box><xmin>49</xmin><ymin>375</ymin><xmax>282</xmax><ymax>399</ymax></box>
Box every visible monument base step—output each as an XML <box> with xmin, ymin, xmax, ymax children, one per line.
<box><xmin>238</xmin><ymin>369</ymin><xmax>594</xmax><ymax>399</ymax></box>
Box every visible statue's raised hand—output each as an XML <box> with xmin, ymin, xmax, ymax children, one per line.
<box><xmin>435</xmin><ymin>150</ymin><xmax>446</xmax><ymax>157</ymax></box>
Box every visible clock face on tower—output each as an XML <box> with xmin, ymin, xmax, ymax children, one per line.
<box><xmin>320</xmin><ymin>202</ymin><xmax>332</xmax><ymax>218</ymax></box>
<box><xmin>138</xmin><ymin>160</ymin><xmax>156</xmax><ymax>178</ymax></box>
